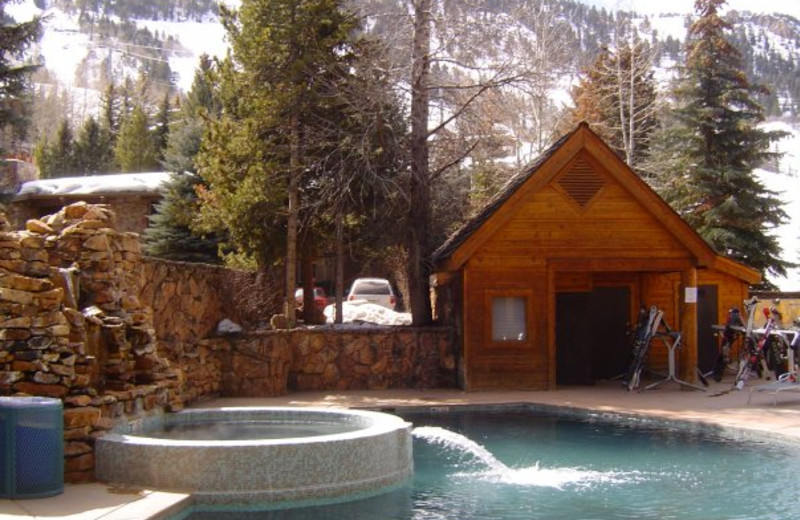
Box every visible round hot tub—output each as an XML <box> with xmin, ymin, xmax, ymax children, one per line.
<box><xmin>94</xmin><ymin>407</ymin><xmax>413</xmax><ymax>505</ymax></box>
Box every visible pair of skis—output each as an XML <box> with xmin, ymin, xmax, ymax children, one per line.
<box><xmin>624</xmin><ymin>305</ymin><xmax>663</xmax><ymax>391</ymax></box>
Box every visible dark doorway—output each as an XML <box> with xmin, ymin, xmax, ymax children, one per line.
<box><xmin>591</xmin><ymin>287</ymin><xmax>632</xmax><ymax>379</ymax></box>
<box><xmin>697</xmin><ymin>285</ymin><xmax>719</xmax><ymax>374</ymax></box>
<box><xmin>556</xmin><ymin>293</ymin><xmax>593</xmax><ymax>385</ymax></box>
<box><xmin>556</xmin><ymin>286</ymin><xmax>630</xmax><ymax>385</ymax></box>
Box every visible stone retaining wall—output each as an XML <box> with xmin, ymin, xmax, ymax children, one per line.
<box><xmin>221</xmin><ymin>327</ymin><xmax>456</xmax><ymax>396</ymax></box>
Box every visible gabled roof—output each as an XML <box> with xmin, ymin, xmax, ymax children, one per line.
<box><xmin>433</xmin><ymin>122</ymin><xmax>760</xmax><ymax>284</ymax></box>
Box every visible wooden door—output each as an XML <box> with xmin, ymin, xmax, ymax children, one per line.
<box><xmin>697</xmin><ymin>285</ymin><xmax>719</xmax><ymax>374</ymax></box>
<box><xmin>556</xmin><ymin>287</ymin><xmax>630</xmax><ymax>385</ymax></box>
<box><xmin>591</xmin><ymin>286</ymin><xmax>631</xmax><ymax>380</ymax></box>
<box><xmin>556</xmin><ymin>292</ymin><xmax>594</xmax><ymax>385</ymax></box>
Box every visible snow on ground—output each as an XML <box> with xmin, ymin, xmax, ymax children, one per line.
<box><xmin>757</xmin><ymin>121</ymin><xmax>800</xmax><ymax>292</ymax></box>
<box><xmin>323</xmin><ymin>301</ymin><xmax>412</xmax><ymax>327</ymax></box>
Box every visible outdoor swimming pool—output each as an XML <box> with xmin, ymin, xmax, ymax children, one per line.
<box><xmin>178</xmin><ymin>407</ymin><xmax>800</xmax><ymax>519</ymax></box>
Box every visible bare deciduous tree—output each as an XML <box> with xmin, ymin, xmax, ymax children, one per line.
<box><xmin>356</xmin><ymin>0</ymin><xmax>579</xmax><ymax>324</ymax></box>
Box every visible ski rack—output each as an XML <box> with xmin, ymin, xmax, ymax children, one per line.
<box><xmin>642</xmin><ymin>318</ymin><xmax>707</xmax><ymax>392</ymax></box>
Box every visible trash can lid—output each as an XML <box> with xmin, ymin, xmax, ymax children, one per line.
<box><xmin>0</xmin><ymin>396</ymin><xmax>62</xmax><ymax>408</ymax></box>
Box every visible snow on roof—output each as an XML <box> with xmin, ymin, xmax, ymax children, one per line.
<box><xmin>14</xmin><ymin>172</ymin><xmax>173</xmax><ymax>200</ymax></box>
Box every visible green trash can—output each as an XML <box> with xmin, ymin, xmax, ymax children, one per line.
<box><xmin>0</xmin><ymin>396</ymin><xmax>64</xmax><ymax>498</ymax></box>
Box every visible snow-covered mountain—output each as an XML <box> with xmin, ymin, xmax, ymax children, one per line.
<box><xmin>583</xmin><ymin>0</ymin><xmax>800</xmax><ymax>19</ymax></box>
<box><xmin>7</xmin><ymin>0</ymin><xmax>230</xmax><ymax>93</ymax></box>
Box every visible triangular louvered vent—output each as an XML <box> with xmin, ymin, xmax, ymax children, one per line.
<box><xmin>556</xmin><ymin>158</ymin><xmax>604</xmax><ymax>208</ymax></box>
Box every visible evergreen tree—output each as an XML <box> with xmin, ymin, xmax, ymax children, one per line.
<box><xmin>143</xmin><ymin>171</ymin><xmax>222</xmax><ymax>263</ymax></box>
<box><xmin>114</xmin><ymin>105</ymin><xmax>160</xmax><ymax>172</ymax></box>
<box><xmin>653</xmin><ymin>0</ymin><xmax>790</xmax><ymax>283</ymax></box>
<box><xmin>32</xmin><ymin>136</ymin><xmax>56</xmax><ymax>178</ymax></box>
<box><xmin>195</xmin><ymin>0</ymin><xmax>389</xmax><ymax>324</ymax></box>
<box><xmin>184</xmin><ymin>54</ymin><xmax>221</xmax><ymax>117</ymax></box>
<box><xmin>0</xmin><ymin>0</ymin><xmax>42</xmax><ymax>153</ymax></box>
<box><xmin>143</xmin><ymin>58</ymin><xmax>223</xmax><ymax>264</ymax></box>
<box><xmin>74</xmin><ymin>116</ymin><xmax>113</xmax><ymax>174</ymax></box>
<box><xmin>153</xmin><ymin>92</ymin><xmax>172</xmax><ymax>162</ymax></box>
<box><xmin>99</xmin><ymin>82</ymin><xmax>122</xmax><ymax>156</ymax></box>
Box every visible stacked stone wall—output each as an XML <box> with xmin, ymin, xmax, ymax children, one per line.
<box><xmin>0</xmin><ymin>203</ymin><xmax>181</xmax><ymax>482</ymax></box>
<box><xmin>221</xmin><ymin>327</ymin><xmax>456</xmax><ymax>396</ymax></box>
<box><xmin>138</xmin><ymin>258</ymin><xmax>281</xmax><ymax>403</ymax></box>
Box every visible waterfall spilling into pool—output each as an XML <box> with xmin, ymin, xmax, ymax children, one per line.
<box><xmin>412</xmin><ymin>426</ymin><xmax>625</xmax><ymax>489</ymax></box>
<box><xmin>95</xmin><ymin>407</ymin><xmax>413</xmax><ymax>506</ymax></box>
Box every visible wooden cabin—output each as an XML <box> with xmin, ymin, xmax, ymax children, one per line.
<box><xmin>432</xmin><ymin>123</ymin><xmax>760</xmax><ymax>390</ymax></box>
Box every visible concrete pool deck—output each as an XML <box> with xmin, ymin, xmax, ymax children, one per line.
<box><xmin>4</xmin><ymin>379</ymin><xmax>800</xmax><ymax>519</ymax></box>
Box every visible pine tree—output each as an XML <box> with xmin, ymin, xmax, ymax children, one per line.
<box><xmin>32</xmin><ymin>136</ymin><xmax>56</xmax><ymax>178</ymax></box>
<box><xmin>74</xmin><ymin>116</ymin><xmax>114</xmax><ymax>175</ymax></box>
<box><xmin>196</xmin><ymin>0</ymin><xmax>375</xmax><ymax>324</ymax></box>
<box><xmin>143</xmin><ymin>172</ymin><xmax>222</xmax><ymax>263</ymax></box>
<box><xmin>143</xmin><ymin>57</ymin><xmax>223</xmax><ymax>264</ymax></box>
<box><xmin>654</xmin><ymin>0</ymin><xmax>790</xmax><ymax>283</ymax></box>
<box><xmin>99</xmin><ymin>82</ymin><xmax>122</xmax><ymax>157</ymax></box>
<box><xmin>114</xmin><ymin>105</ymin><xmax>159</xmax><ymax>172</ymax></box>
<box><xmin>0</xmin><ymin>0</ymin><xmax>42</xmax><ymax>153</ymax></box>
<box><xmin>153</xmin><ymin>92</ymin><xmax>172</xmax><ymax>163</ymax></box>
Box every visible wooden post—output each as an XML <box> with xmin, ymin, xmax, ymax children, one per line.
<box><xmin>680</xmin><ymin>268</ymin><xmax>698</xmax><ymax>384</ymax></box>
<box><xmin>547</xmin><ymin>264</ymin><xmax>556</xmax><ymax>389</ymax></box>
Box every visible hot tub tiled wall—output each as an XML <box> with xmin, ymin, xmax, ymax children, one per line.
<box><xmin>95</xmin><ymin>408</ymin><xmax>413</xmax><ymax>505</ymax></box>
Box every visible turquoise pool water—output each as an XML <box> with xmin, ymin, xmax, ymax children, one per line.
<box><xmin>144</xmin><ymin>420</ymin><xmax>362</xmax><ymax>440</ymax></box>
<box><xmin>182</xmin><ymin>408</ymin><xmax>800</xmax><ymax>520</ymax></box>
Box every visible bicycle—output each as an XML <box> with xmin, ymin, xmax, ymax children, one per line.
<box><xmin>734</xmin><ymin>300</ymin><xmax>780</xmax><ymax>390</ymax></box>
<box><xmin>712</xmin><ymin>306</ymin><xmax>745</xmax><ymax>382</ymax></box>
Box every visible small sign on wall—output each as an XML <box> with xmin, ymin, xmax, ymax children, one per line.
<box><xmin>684</xmin><ymin>287</ymin><xmax>698</xmax><ymax>303</ymax></box>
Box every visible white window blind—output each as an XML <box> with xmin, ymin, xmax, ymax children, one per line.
<box><xmin>491</xmin><ymin>297</ymin><xmax>527</xmax><ymax>342</ymax></box>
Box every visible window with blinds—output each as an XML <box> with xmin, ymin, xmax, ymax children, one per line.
<box><xmin>491</xmin><ymin>297</ymin><xmax>527</xmax><ymax>342</ymax></box>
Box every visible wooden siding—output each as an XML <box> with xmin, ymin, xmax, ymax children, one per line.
<box><xmin>470</xmin><ymin>154</ymin><xmax>693</xmax><ymax>268</ymax></box>
<box><xmin>463</xmin><ymin>267</ymin><xmax>549</xmax><ymax>390</ymax></box>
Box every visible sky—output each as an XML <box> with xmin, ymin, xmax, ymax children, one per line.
<box><xmin>582</xmin><ymin>0</ymin><xmax>800</xmax><ymax>18</ymax></box>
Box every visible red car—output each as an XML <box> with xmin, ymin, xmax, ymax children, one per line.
<box><xmin>294</xmin><ymin>287</ymin><xmax>328</xmax><ymax>312</ymax></box>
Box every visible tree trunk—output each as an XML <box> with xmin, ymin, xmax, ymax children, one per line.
<box><xmin>407</xmin><ymin>0</ymin><xmax>433</xmax><ymax>326</ymax></box>
<box><xmin>285</xmin><ymin>113</ymin><xmax>300</xmax><ymax>326</ymax></box>
<box><xmin>335</xmin><ymin>208</ymin><xmax>344</xmax><ymax>325</ymax></box>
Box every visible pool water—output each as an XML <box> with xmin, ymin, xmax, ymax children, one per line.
<box><xmin>143</xmin><ymin>420</ymin><xmax>362</xmax><ymax>441</ymax></box>
<box><xmin>182</xmin><ymin>409</ymin><xmax>800</xmax><ymax>520</ymax></box>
